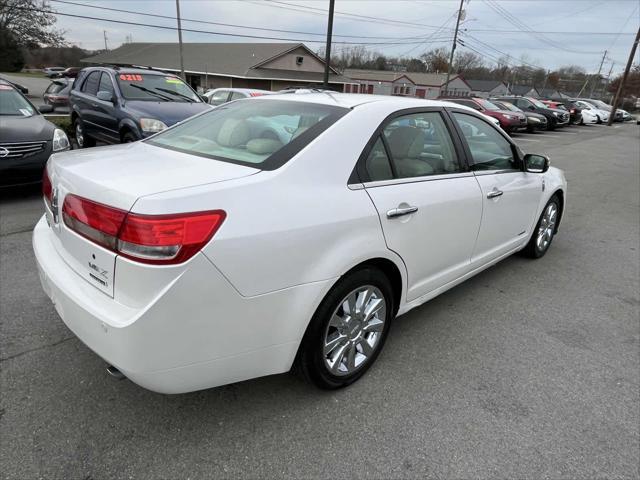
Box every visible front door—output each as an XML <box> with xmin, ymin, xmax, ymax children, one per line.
<box><xmin>450</xmin><ymin>111</ymin><xmax>542</xmax><ymax>263</ymax></box>
<box><xmin>361</xmin><ymin>110</ymin><xmax>483</xmax><ymax>301</ymax></box>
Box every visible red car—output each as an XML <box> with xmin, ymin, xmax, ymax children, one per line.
<box><xmin>440</xmin><ymin>97</ymin><xmax>528</xmax><ymax>133</ymax></box>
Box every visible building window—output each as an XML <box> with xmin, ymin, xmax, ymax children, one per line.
<box><xmin>296</xmin><ymin>56</ymin><xmax>304</xmax><ymax>66</ymax></box>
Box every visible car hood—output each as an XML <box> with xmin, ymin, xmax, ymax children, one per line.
<box><xmin>48</xmin><ymin>141</ymin><xmax>259</xmax><ymax>211</ymax></box>
<box><xmin>0</xmin><ymin>114</ymin><xmax>55</xmax><ymax>143</ymax></box>
<box><xmin>123</xmin><ymin>100</ymin><xmax>211</xmax><ymax>127</ymax></box>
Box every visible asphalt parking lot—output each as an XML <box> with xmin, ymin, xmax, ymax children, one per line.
<box><xmin>1</xmin><ymin>123</ymin><xmax>638</xmax><ymax>479</ymax></box>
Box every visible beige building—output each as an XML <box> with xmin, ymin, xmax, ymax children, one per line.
<box><xmin>343</xmin><ymin>69</ymin><xmax>472</xmax><ymax>98</ymax></box>
<box><xmin>82</xmin><ymin>42</ymin><xmax>349</xmax><ymax>91</ymax></box>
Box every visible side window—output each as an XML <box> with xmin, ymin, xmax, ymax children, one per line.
<box><xmin>209</xmin><ymin>90</ymin><xmax>229</xmax><ymax>106</ymax></box>
<box><xmin>229</xmin><ymin>92</ymin><xmax>246</xmax><ymax>101</ymax></box>
<box><xmin>452</xmin><ymin>112</ymin><xmax>517</xmax><ymax>171</ymax></box>
<box><xmin>98</xmin><ymin>73</ymin><xmax>114</xmax><ymax>95</ymax></box>
<box><xmin>364</xmin><ymin>137</ymin><xmax>393</xmax><ymax>182</ymax></box>
<box><xmin>81</xmin><ymin>71</ymin><xmax>101</xmax><ymax>96</ymax></box>
<box><xmin>381</xmin><ymin>112</ymin><xmax>461</xmax><ymax>179</ymax></box>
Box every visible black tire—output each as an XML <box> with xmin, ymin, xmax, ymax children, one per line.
<box><xmin>74</xmin><ymin>118</ymin><xmax>95</xmax><ymax>148</ymax></box>
<box><xmin>122</xmin><ymin>131</ymin><xmax>138</xmax><ymax>143</ymax></box>
<box><xmin>526</xmin><ymin>125</ymin><xmax>535</xmax><ymax>133</ymax></box>
<box><xmin>296</xmin><ymin>267</ymin><xmax>395</xmax><ymax>389</ymax></box>
<box><xmin>522</xmin><ymin>194</ymin><xmax>560</xmax><ymax>259</ymax></box>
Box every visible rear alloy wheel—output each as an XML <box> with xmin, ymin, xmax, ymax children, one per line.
<box><xmin>523</xmin><ymin>195</ymin><xmax>560</xmax><ymax>258</ymax></box>
<box><xmin>297</xmin><ymin>267</ymin><xmax>394</xmax><ymax>389</ymax></box>
<box><xmin>74</xmin><ymin>119</ymin><xmax>95</xmax><ymax>148</ymax></box>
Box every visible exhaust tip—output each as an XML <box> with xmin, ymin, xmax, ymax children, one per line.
<box><xmin>106</xmin><ymin>365</ymin><xmax>126</xmax><ymax>380</ymax></box>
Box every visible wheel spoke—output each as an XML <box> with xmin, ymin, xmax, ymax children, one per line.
<box><xmin>329</xmin><ymin>343</ymin><xmax>349</xmax><ymax>373</ymax></box>
<box><xmin>329</xmin><ymin>313</ymin><xmax>347</xmax><ymax>330</ymax></box>
<box><xmin>363</xmin><ymin>298</ymin><xmax>383</xmax><ymax>323</ymax></box>
<box><xmin>363</xmin><ymin>318</ymin><xmax>384</xmax><ymax>333</ymax></box>
<box><xmin>358</xmin><ymin>338</ymin><xmax>374</xmax><ymax>356</ymax></box>
<box><xmin>355</xmin><ymin>288</ymin><xmax>373</xmax><ymax>315</ymax></box>
<box><xmin>346</xmin><ymin>344</ymin><xmax>357</xmax><ymax>371</ymax></box>
<box><xmin>324</xmin><ymin>333</ymin><xmax>347</xmax><ymax>356</ymax></box>
<box><xmin>343</xmin><ymin>292</ymin><xmax>358</xmax><ymax>316</ymax></box>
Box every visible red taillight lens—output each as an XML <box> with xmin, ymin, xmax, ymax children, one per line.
<box><xmin>118</xmin><ymin>211</ymin><xmax>226</xmax><ymax>264</ymax></box>
<box><xmin>61</xmin><ymin>194</ymin><xmax>225</xmax><ymax>265</ymax></box>
<box><xmin>62</xmin><ymin>194</ymin><xmax>127</xmax><ymax>249</ymax></box>
<box><xmin>42</xmin><ymin>168</ymin><xmax>53</xmax><ymax>207</ymax></box>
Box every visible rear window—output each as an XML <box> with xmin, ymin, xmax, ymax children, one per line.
<box><xmin>116</xmin><ymin>73</ymin><xmax>200</xmax><ymax>102</ymax></box>
<box><xmin>147</xmin><ymin>99</ymin><xmax>349</xmax><ymax>170</ymax></box>
<box><xmin>45</xmin><ymin>81</ymin><xmax>67</xmax><ymax>94</ymax></box>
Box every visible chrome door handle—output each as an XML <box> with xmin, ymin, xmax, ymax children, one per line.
<box><xmin>487</xmin><ymin>189</ymin><xmax>504</xmax><ymax>199</ymax></box>
<box><xmin>386</xmin><ymin>205</ymin><xmax>418</xmax><ymax>218</ymax></box>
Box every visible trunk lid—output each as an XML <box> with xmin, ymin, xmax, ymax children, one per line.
<box><xmin>47</xmin><ymin>141</ymin><xmax>258</xmax><ymax>297</ymax></box>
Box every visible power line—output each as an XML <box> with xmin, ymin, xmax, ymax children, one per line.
<box><xmin>17</xmin><ymin>5</ymin><xmax>456</xmax><ymax>46</ymax></box>
<box><xmin>50</xmin><ymin>0</ymin><xmax>443</xmax><ymax>41</ymax></box>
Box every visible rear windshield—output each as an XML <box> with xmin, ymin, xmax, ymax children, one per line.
<box><xmin>45</xmin><ymin>81</ymin><xmax>69</xmax><ymax>94</ymax></box>
<box><xmin>0</xmin><ymin>85</ymin><xmax>36</xmax><ymax>116</ymax></box>
<box><xmin>116</xmin><ymin>73</ymin><xmax>201</xmax><ymax>102</ymax></box>
<box><xmin>147</xmin><ymin>99</ymin><xmax>349</xmax><ymax>170</ymax></box>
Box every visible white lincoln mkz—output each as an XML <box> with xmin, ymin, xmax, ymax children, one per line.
<box><xmin>34</xmin><ymin>93</ymin><xmax>567</xmax><ymax>393</ymax></box>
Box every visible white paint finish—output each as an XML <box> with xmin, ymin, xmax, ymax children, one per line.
<box><xmin>365</xmin><ymin>176</ymin><xmax>483</xmax><ymax>301</ymax></box>
<box><xmin>33</xmin><ymin>93</ymin><xmax>568</xmax><ymax>393</ymax></box>
<box><xmin>472</xmin><ymin>171</ymin><xmax>544</xmax><ymax>262</ymax></box>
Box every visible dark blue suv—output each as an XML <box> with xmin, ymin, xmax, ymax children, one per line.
<box><xmin>69</xmin><ymin>67</ymin><xmax>210</xmax><ymax>147</ymax></box>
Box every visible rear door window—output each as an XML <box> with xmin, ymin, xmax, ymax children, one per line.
<box><xmin>81</xmin><ymin>71</ymin><xmax>101</xmax><ymax>96</ymax></box>
<box><xmin>209</xmin><ymin>90</ymin><xmax>230</xmax><ymax>106</ymax></box>
<box><xmin>229</xmin><ymin>92</ymin><xmax>247</xmax><ymax>101</ymax></box>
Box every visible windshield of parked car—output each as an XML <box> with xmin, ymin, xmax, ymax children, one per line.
<box><xmin>529</xmin><ymin>98</ymin><xmax>548</xmax><ymax>108</ymax></box>
<box><xmin>478</xmin><ymin>99</ymin><xmax>500</xmax><ymax>110</ymax></box>
<box><xmin>0</xmin><ymin>84</ymin><xmax>36</xmax><ymax>116</ymax></box>
<box><xmin>496</xmin><ymin>101</ymin><xmax>521</xmax><ymax>112</ymax></box>
<box><xmin>589</xmin><ymin>99</ymin><xmax>611</xmax><ymax>110</ymax></box>
<box><xmin>147</xmin><ymin>99</ymin><xmax>349</xmax><ymax>170</ymax></box>
<box><xmin>116</xmin><ymin>73</ymin><xmax>201</xmax><ymax>102</ymax></box>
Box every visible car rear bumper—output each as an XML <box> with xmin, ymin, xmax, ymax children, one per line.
<box><xmin>33</xmin><ymin>216</ymin><xmax>332</xmax><ymax>393</ymax></box>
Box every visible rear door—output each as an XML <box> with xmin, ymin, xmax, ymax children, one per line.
<box><xmin>76</xmin><ymin>70</ymin><xmax>102</xmax><ymax>137</ymax></box>
<box><xmin>449</xmin><ymin>110</ymin><xmax>542</xmax><ymax>263</ymax></box>
<box><xmin>359</xmin><ymin>109</ymin><xmax>483</xmax><ymax>301</ymax></box>
<box><xmin>91</xmin><ymin>72</ymin><xmax>119</xmax><ymax>143</ymax></box>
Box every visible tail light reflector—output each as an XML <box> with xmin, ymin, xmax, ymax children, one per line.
<box><xmin>42</xmin><ymin>168</ymin><xmax>53</xmax><ymax>208</ymax></box>
<box><xmin>62</xmin><ymin>194</ymin><xmax>225</xmax><ymax>265</ymax></box>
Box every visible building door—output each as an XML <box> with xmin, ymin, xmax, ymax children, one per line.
<box><xmin>415</xmin><ymin>89</ymin><xmax>425</xmax><ymax>98</ymax></box>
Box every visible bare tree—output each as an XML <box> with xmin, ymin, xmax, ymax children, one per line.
<box><xmin>420</xmin><ymin>47</ymin><xmax>449</xmax><ymax>73</ymax></box>
<box><xmin>0</xmin><ymin>0</ymin><xmax>65</xmax><ymax>47</ymax></box>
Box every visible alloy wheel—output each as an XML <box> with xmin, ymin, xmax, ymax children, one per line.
<box><xmin>536</xmin><ymin>202</ymin><xmax>557</xmax><ymax>251</ymax></box>
<box><xmin>322</xmin><ymin>285</ymin><xmax>386</xmax><ymax>376</ymax></box>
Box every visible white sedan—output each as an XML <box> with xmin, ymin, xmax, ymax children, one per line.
<box><xmin>34</xmin><ymin>93</ymin><xmax>567</xmax><ymax>393</ymax></box>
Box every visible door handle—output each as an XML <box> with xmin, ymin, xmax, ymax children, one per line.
<box><xmin>386</xmin><ymin>205</ymin><xmax>418</xmax><ymax>218</ymax></box>
<box><xmin>487</xmin><ymin>188</ymin><xmax>504</xmax><ymax>199</ymax></box>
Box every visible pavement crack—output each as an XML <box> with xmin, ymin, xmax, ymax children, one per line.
<box><xmin>0</xmin><ymin>336</ymin><xmax>75</xmax><ymax>362</ymax></box>
<box><xmin>0</xmin><ymin>226</ymin><xmax>36</xmax><ymax>238</ymax></box>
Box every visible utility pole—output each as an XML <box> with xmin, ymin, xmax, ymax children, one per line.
<box><xmin>103</xmin><ymin>30</ymin><xmax>108</xmax><ymax>51</ymax></box>
<box><xmin>175</xmin><ymin>0</ymin><xmax>185</xmax><ymax>80</ymax></box>
<box><xmin>323</xmin><ymin>0</ymin><xmax>336</xmax><ymax>89</ymax></box>
<box><xmin>589</xmin><ymin>49</ymin><xmax>607</xmax><ymax>98</ymax></box>
<box><xmin>540</xmin><ymin>69</ymin><xmax>550</xmax><ymax>95</ymax></box>
<box><xmin>607</xmin><ymin>27</ymin><xmax>640</xmax><ymax>126</ymax></box>
<box><xmin>601</xmin><ymin>61</ymin><xmax>614</xmax><ymax>100</ymax></box>
<box><xmin>445</xmin><ymin>0</ymin><xmax>465</xmax><ymax>96</ymax></box>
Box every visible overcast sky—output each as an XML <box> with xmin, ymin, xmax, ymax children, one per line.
<box><xmin>52</xmin><ymin>0</ymin><xmax>639</xmax><ymax>74</ymax></box>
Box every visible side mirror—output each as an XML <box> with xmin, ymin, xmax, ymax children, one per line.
<box><xmin>96</xmin><ymin>90</ymin><xmax>114</xmax><ymax>103</ymax></box>
<box><xmin>528</xmin><ymin>105</ymin><xmax>535</xmax><ymax>111</ymax></box>
<box><xmin>199</xmin><ymin>94</ymin><xmax>209</xmax><ymax>103</ymax></box>
<box><xmin>38</xmin><ymin>105</ymin><xmax>54</xmax><ymax>114</ymax></box>
<box><xmin>523</xmin><ymin>153</ymin><xmax>549</xmax><ymax>173</ymax></box>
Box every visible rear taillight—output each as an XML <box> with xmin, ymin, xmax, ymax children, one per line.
<box><xmin>62</xmin><ymin>194</ymin><xmax>225</xmax><ymax>265</ymax></box>
<box><xmin>42</xmin><ymin>168</ymin><xmax>53</xmax><ymax>208</ymax></box>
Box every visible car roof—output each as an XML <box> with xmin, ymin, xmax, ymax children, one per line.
<box><xmin>260</xmin><ymin>91</ymin><xmax>477</xmax><ymax>110</ymax></box>
<box><xmin>83</xmin><ymin>66</ymin><xmax>179</xmax><ymax>76</ymax></box>
<box><xmin>209</xmin><ymin>87</ymin><xmax>271</xmax><ymax>94</ymax></box>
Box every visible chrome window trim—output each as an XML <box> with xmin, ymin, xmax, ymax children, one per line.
<box><xmin>353</xmin><ymin>171</ymin><xmax>474</xmax><ymax>189</ymax></box>
<box><xmin>472</xmin><ymin>168</ymin><xmax>521</xmax><ymax>176</ymax></box>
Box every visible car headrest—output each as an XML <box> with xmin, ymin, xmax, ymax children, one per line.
<box><xmin>386</xmin><ymin>126</ymin><xmax>423</xmax><ymax>159</ymax></box>
<box><xmin>246</xmin><ymin>138</ymin><xmax>283</xmax><ymax>155</ymax></box>
<box><xmin>217</xmin><ymin>119</ymin><xmax>250</xmax><ymax>147</ymax></box>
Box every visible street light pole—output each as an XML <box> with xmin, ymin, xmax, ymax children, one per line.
<box><xmin>323</xmin><ymin>0</ymin><xmax>336</xmax><ymax>89</ymax></box>
<box><xmin>444</xmin><ymin>0</ymin><xmax>465</xmax><ymax>96</ymax></box>
<box><xmin>175</xmin><ymin>0</ymin><xmax>185</xmax><ymax>80</ymax></box>
<box><xmin>607</xmin><ymin>27</ymin><xmax>640</xmax><ymax>126</ymax></box>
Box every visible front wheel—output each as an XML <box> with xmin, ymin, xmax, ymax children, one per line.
<box><xmin>522</xmin><ymin>195</ymin><xmax>560</xmax><ymax>258</ymax></box>
<box><xmin>296</xmin><ymin>267</ymin><xmax>394</xmax><ymax>389</ymax></box>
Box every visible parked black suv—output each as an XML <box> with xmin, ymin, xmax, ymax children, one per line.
<box><xmin>69</xmin><ymin>67</ymin><xmax>210</xmax><ymax>147</ymax></box>
<box><xmin>493</xmin><ymin>96</ymin><xmax>569</xmax><ymax>130</ymax></box>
